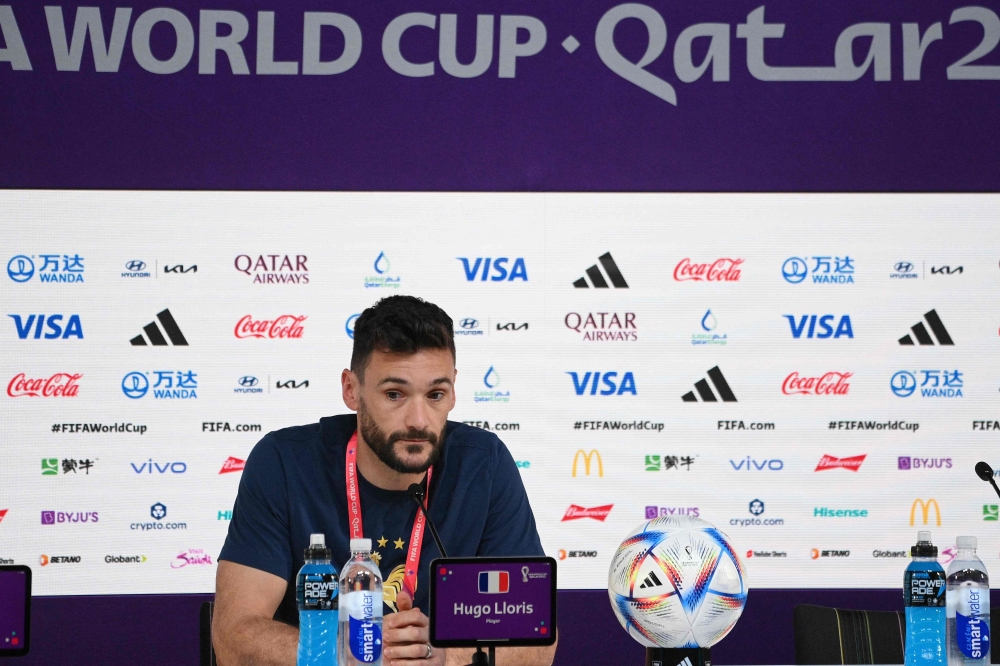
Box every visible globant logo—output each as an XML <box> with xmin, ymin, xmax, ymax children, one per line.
<box><xmin>345</xmin><ymin>314</ymin><xmax>359</xmax><ymax>339</ymax></box>
<box><xmin>121</xmin><ymin>371</ymin><xmax>198</xmax><ymax>399</ymax></box>
<box><xmin>782</xmin><ymin>372</ymin><xmax>851</xmax><ymax>396</ymax></box>
<box><xmin>891</xmin><ymin>370</ymin><xmax>963</xmax><ymax>398</ymax></box>
<box><xmin>41</xmin><ymin>510</ymin><xmax>98</xmax><ymax>524</ymax></box>
<box><xmin>814</xmin><ymin>507</ymin><xmax>869</xmax><ymax>518</ymax></box>
<box><xmin>645</xmin><ymin>506</ymin><xmax>699</xmax><ymax>519</ymax></box>
<box><xmin>122</xmin><ymin>260</ymin><xmax>151</xmax><ymax>278</ymax></box>
<box><xmin>9</xmin><ymin>314</ymin><xmax>84</xmax><ymax>340</ymax></box>
<box><xmin>7</xmin><ymin>253</ymin><xmax>85</xmax><ymax>283</ymax></box>
<box><xmin>873</xmin><ymin>550</ymin><xmax>908</xmax><ymax>558</ymax></box>
<box><xmin>673</xmin><ymin>258</ymin><xmax>743</xmax><ymax>282</ymax></box>
<box><xmin>564</xmin><ymin>312</ymin><xmax>637</xmax><ymax>342</ymax></box>
<box><xmin>475</xmin><ymin>366</ymin><xmax>510</xmax><ymax>403</ymax></box>
<box><xmin>561</xmin><ymin>505</ymin><xmax>613</xmax><ymax>522</ymax></box>
<box><xmin>234</xmin><ymin>254</ymin><xmax>309</xmax><ymax>284</ymax></box>
<box><xmin>365</xmin><ymin>252</ymin><xmax>401</xmax><ymax>289</ymax></box>
<box><xmin>40</xmin><ymin>555</ymin><xmax>82</xmax><ymax>565</ymax></box>
<box><xmin>815</xmin><ymin>454</ymin><xmax>866</xmax><ymax>472</ymax></box>
<box><xmin>782</xmin><ymin>256</ymin><xmax>855</xmax><ymax>284</ymax></box>
<box><xmin>898</xmin><ymin>457</ymin><xmax>952</xmax><ymax>470</ymax></box>
<box><xmin>220</xmin><ymin>457</ymin><xmax>245</xmax><ymax>474</ymax></box>
<box><xmin>171</xmin><ymin>549</ymin><xmax>214</xmax><ymax>569</ymax></box>
<box><xmin>235</xmin><ymin>376</ymin><xmax>263</xmax><ymax>394</ymax></box>
<box><xmin>458</xmin><ymin>257</ymin><xmax>528</xmax><ymax>282</ymax></box>
<box><xmin>7</xmin><ymin>372</ymin><xmax>81</xmax><ymax>398</ymax></box>
<box><xmin>567</xmin><ymin>371</ymin><xmax>637</xmax><ymax>396</ymax></box>
<box><xmin>235</xmin><ymin>315</ymin><xmax>306</xmax><ymax>339</ymax></box>
<box><xmin>105</xmin><ymin>555</ymin><xmax>147</xmax><ymax>563</ymax></box>
<box><xmin>783</xmin><ymin>315</ymin><xmax>853</xmax><ymax>339</ymax></box>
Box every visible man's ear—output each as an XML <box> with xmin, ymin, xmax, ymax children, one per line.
<box><xmin>342</xmin><ymin>369</ymin><xmax>360</xmax><ymax>411</ymax></box>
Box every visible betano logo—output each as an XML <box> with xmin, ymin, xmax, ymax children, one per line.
<box><xmin>571</xmin><ymin>450</ymin><xmax>603</xmax><ymax>477</ymax></box>
<box><xmin>910</xmin><ymin>499</ymin><xmax>941</xmax><ymax>526</ymax></box>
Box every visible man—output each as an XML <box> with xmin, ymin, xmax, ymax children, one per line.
<box><xmin>214</xmin><ymin>295</ymin><xmax>556</xmax><ymax>666</ymax></box>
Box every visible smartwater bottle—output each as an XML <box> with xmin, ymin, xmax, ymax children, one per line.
<box><xmin>297</xmin><ymin>534</ymin><xmax>339</xmax><ymax>666</ymax></box>
<box><xmin>339</xmin><ymin>538</ymin><xmax>383</xmax><ymax>666</ymax></box>
<box><xmin>947</xmin><ymin>536</ymin><xmax>991</xmax><ymax>666</ymax></box>
<box><xmin>905</xmin><ymin>531</ymin><xmax>946</xmax><ymax>666</ymax></box>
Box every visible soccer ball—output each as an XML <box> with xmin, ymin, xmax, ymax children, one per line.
<box><xmin>607</xmin><ymin>515</ymin><xmax>748</xmax><ymax>648</ymax></box>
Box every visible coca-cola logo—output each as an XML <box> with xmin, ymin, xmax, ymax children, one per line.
<box><xmin>782</xmin><ymin>371</ymin><xmax>852</xmax><ymax>395</ymax></box>
<box><xmin>234</xmin><ymin>315</ymin><xmax>306</xmax><ymax>339</ymax></box>
<box><xmin>815</xmin><ymin>454</ymin><xmax>866</xmax><ymax>472</ymax></box>
<box><xmin>7</xmin><ymin>372</ymin><xmax>82</xmax><ymax>397</ymax></box>
<box><xmin>673</xmin><ymin>258</ymin><xmax>743</xmax><ymax>282</ymax></box>
<box><xmin>561</xmin><ymin>504</ymin><xmax>613</xmax><ymax>522</ymax></box>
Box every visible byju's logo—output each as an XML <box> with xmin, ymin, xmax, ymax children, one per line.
<box><xmin>693</xmin><ymin>309</ymin><xmax>727</xmax><ymax>346</ymax></box>
<box><xmin>234</xmin><ymin>254</ymin><xmax>309</xmax><ymax>284</ymax></box>
<box><xmin>782</xmin><ymin>372</ymin><xmax>852</xmax><ymax>396</ymax></box>
<box><xmin>365</xmin><ymin>251</ymin><xmax>401</xmax><ymax>289</ymax></box>
<box><xmin>235</xmin><ymin>315</ymin><xmax>306</xmax><ymax>339</ymax></box>
<box><xmin>898</xmin><ymin>457</ymin><xmax>952</xmax><ymax>470</ymax></box>
<box><xmin>475</xmin><ymin>366</ymin><xmax>510</xmax><ymax>403</ymax></box>
<box><xmin>41</xmin><ymin>510</ymin><xmax>98</xmax><ymax>524</ymax></box>
<box><xmin>122</xmin><ymin>260</ymin><xmax>151</xmax><ymax>278</ymax></box>
<box><xmin>235</xmin><ymin>376</ymin><xmax>263</xmax><ymax>394</ymax></box>
<box><xmin>564</xmin><ymin>312</ymin><xmax>637</xmax><ymax>342</ymax></box>
<box><xmin>681</xmin><ymin>366</ymin><xmax>736</xmax><ymax>402</ymax></box>
<box><xmin>7</xmin><ymin>253</ymin><xmax>84</xmax><ymax>283</ymax></box>
<box><xmin>898</xmin><ymin>310</ymin><xmax>954</xmax><ymax>346</ymax></box>
<box><xmin>783</xmin><ymin>315</ymin><xmax>853</xmax><ymax>339</ymax></box>
<box><xmin>891</xmin><ymin>370</ymin><xmax>963</xmax><ymax>398</ymax></box>
<box><xmin>9</xmin><ymin>315</ymin><xmax>84</xmax><ymax>340</ymax></box>
<box><xmin>572</xmin><ymin>252</ymin><xmax>628</xmax><ymax>288</ymax></box>
<box><xmin>567</xmin><ymin>371</ymin><xmax>637</xmax><ymax>396</ymax></box>
<box><xmin>121</xmin><ymin>371</ymin><xmax>198</xmax><ymax>400</ymax></box>
<box><xmin>890</xmin><ymin>261</ymin><xmax>919</xmax><ymax>279</ymax></box>
<box><xmin>673</xmin><ymin>258</ymin><xmax>743</xmax><ymax>282</ymax></box>
<box><xmin>130</xmin><ymin>309</ymin><xmax>188</xmax><ymax>346</ymax></box>
<box><xmin>345</xmin><ymin>314</ymin><xmax>359</xmax><ymax>339</ymax></box>
<box><xmin>782</xmin><ymin>256</ymin><xmax>855</xmax><ymax>284</ymax></box>
<box><xmin>645</xmin><ymin>506</ymin><xmax>699</xmax><ymax>519</ymax></box>
<box><xmin>458</xmin><ymin>257</ymin><xmax>528</xmax><ymax>282</ymax></box>
<box><xmin>163</xmin><ymin>264</ymin><xmax>197</xmax><ymax>274</ymax></box>
<box><xmin>7</xmin><ymin>373</ymin><xmax>81</xmax><ymax>398</ymax></box>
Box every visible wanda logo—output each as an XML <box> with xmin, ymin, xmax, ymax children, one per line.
<box><xmin>561</xmin><ymin>504</ymin><xmax>613</xmax><ymax>522</ymax></box>
<box><xmin>673</xmin><ymin>258</ymin><xmax>743</xmax><ymax>282</ymax></box>
<box><xmin>7</xmin><ymin>373</ymin><xmax>82</xmax><ymax>397</ymax></box>
<box><xmin>782</xmin><ymin>372</ymin><xmax>852</xmax><ymax>395</ymax></box>
<box><xmin>234</xmin><ymin>315</ymin><xmax>306</xmax><ymax>339</ymax></box>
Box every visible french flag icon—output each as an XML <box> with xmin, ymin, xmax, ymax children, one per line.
<box><xmin>478</xmin><ymin>571</ymin><xmax>510</xmax><ymax>594</ymax></box>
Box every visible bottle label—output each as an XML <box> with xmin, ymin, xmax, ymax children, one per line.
<box><xmin>345</xmin><ymin>591</ymin><xmax>383</xmax><ymax>663</ymax></box>
<box><xmin>956</xmin><ymin>588</ymin><xmax>991</xmax><ymax>659</ymax></box>
<box><xmin>904</xmin><ymin>570</ymin><xmax>945</xmax><ymax>607</ymax></box>
<box><xmin>299</xmin><ymin>573</ymin><xmax>338</xmax><ymax>611</ymax></box>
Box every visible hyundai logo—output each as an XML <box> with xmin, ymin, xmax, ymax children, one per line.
<box><xmin>781</xmin><ymin>257</ymin><xmax>808</xmax><ymax>284</ymax></box>
<box><xmin>238</xmin><ymin>376</ymin><xmax>258</xmax><ymax>387</ymax></box>
<box><xmin>894</xmin><ymin>262</ymin><xmax>914</xmax><ymax>273</ymax></box>
<box><xmin>345</xmin><ymin>314</ymin><xmax>359</xmax><ymax>339</ymax></box>
<box><xmin>459</xmin><ymin>318</ymin><xmax>479</xmax><ymax>330</ymax></box>
<box><xmin>7</xmin><ymin>255</ymin><xmax>34</xmax><ymax>282</ymax></box>
<box><xmin>891</xmin><ymin>371</ymin><xmax>917</xmax><ymax>397</ymax></box>
<box><xmin>125</xmin><ymin>260</ymin><xmax>147</xmax><ymax>272</ymax></box>
<box><xmin>122</xmin><ymin>372</ymin><xmax>149</xmax><ymax>399</ymax></box>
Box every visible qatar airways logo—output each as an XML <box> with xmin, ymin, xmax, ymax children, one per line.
<box><xmin>8</xmin><ymin>372</ymin><xmax>81</xmax><ymax>398</ymax></box>
<box><xmin>234</xmin><ymin>315</ymin><xmax>306</xmax><ymax>339</ymax></box>
<box><xmin>561</xmin><ymin>504</ymin><xmax>613</xmax><ymax>522</ymax></box>
<box><xmin>815</xmin><ymin>454</ymin><xmax>866</xmax><ymax>472</ymax></box>
<box><xmin>673</xmin><ymin>258</ymin><xmax>743</xmax><ymax>282</ymax></box>
<box><xmin>782</xmin><ymin>372</ymin><xmax>851</xmax><ymax>396</ymax></box>
<box><xmin>234</xmin><ymin>255</ymin><xmax>309</xmax><ymax>285</ymax></box>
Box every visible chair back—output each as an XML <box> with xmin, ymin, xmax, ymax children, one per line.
<box><xmin>792</xmin><ymin>604</ymin><xmax>904</xmax><ymax>665</ymax></box>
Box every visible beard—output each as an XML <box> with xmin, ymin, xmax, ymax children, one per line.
<box><xmin>358</xmin><ymin>403</ymin><xmax>446</xmax><ymax>474</ymax></box>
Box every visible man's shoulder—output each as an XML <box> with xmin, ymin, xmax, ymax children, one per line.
<box><xmin>257</xmin><ymin>414</ymin><xmax>355</xmax><ymax>452</ymax></box>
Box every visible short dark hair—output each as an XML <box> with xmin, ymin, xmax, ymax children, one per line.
<box><xmin>351</xmin><ymin>296</ymin><xmax>455</xmax><ymax>380</ymax></box>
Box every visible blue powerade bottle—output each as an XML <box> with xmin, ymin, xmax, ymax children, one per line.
<box><xmin>297</xmin><ymin>534</ymin><xmax>339</xmax><ymax>666</ymax></box>
<box><xmin>905</xmin><ymin>531</ymin><xmax>947</xmax><ymax>666</ymax></box>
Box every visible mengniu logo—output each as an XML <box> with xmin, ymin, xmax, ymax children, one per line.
<box><xmin>782</xmin><ymin>372</ymin><xmax>852</xmax><ymax>396</ymax></box>
<box><xmin>130</xmin><ymin>309</ymin><xmax>188</xmax><ymax>346</ymax></box>
<box><xmin>457</xmin><ymin>257</ymin><xmax>528</xmax><ymax>282</ymax></box>
<box><xmin>7</xmin><ymin>372</ymin><xmax>81</xmax><ymax>398</ymax></box>
<box><xmin>910</xmin><ymin>499</ymin><xmax>942</xmax><ymax>526</ymax></box>
<box><xmin>41</xmin><ymin>510</ymin><xmax>98</xmax><ymax>524</ymax></box>
<box><xmin>9</xmin><ymin>314</ymin><xmax>83</xmax><ymax>339</ymax></box>
<box><xmin>681</xmin><ymin>366</ymin><xmax>736</xmax><ymax>402</ymax></box>
<box><xmin>573</xmin><ymin>252</ymin><xmax>628</xmax><ymax>288</ymax></box>
<box><xmin>571</xmin><ymin>450</ymin><xmax>603</xmax><ymax>477</ymax></box>
<box><xmin>815</xmin><ymin>454</ymin><xmax>866</xmax><ymax>472</ymax></box>
<box><xmin>7</xmin><ymin>253</ymin><xmax>85</xmax><ymax>283</ymax></box>
<box><xmin>783</xmin><ymin>315</ymin><xmax>853</xmax><ymax>339</ymax></box>
<box><xmin>235</xmin><ymin>315</ymin><xmax>307</xmax><ymax>339</ymax></box>
<box><xmin>564</xmin><ymin>312</ymin><xmax>637</xmax><ymax>342</ymax></box>
<box><xmin>475</xmin><ymin>366</ymin><xmax>510</xmax><ymax>403</ymax></box>
<box><xmin>163</xmin><ymin>264</ymin><xmax>197</xmax><ymax>274</ymax></box>
<box><xmin>365</xmin><ymin>251</ymin><xmax>401</xmax><ymax>289</ymax></box>
<box><xmin>122</xmin><ymin>260</ymin><xmax>151</xmax><ymax>278</ymax></box>
<box><xmin>782</xmin><ymin>255</ymin><xmax>855</xmax><ymax>284</ymax></box>
<box><xmin>235</xmin><ymin>376</ymin><xmax>263</xmax><ymax>394</ymax></box>
<box><xmin>220</xmin><ymin>457</ymin><xmax>245</xmax><ymax>474</ymax></box>
<box><xmin>984</xmin><ymin>505</ymin><xmax>998</xmax><ymax>521</ymax></box>
<box><xmin>567</xmin><ymin>371</ymin><xmax>636</xmax><ymax>396</ymax></box>
<box><xmin>561</xmin><ymin>505</ymin><xmax>613</xmax><ymax>522</ymax></box>
<box><xmin>345</xmin><ymin>314</ymin><xmax>359</xmax><ymax>339</ymax></box>
<box><xmin>121</xmin><ymin>371</ymin><xmax>198</xmax><ymax>399</ymax></box>
<box><xmin>673</xmin><ymin>258</ymin><xmax>743</xmax><ymax>282</ymax></box>
<box><xmin>898</xmin><ymin>309</ymin><xmax>953</xmax><ymax>346</ymax></box>
<box><xmin>234</xmin><ymin>254</ymin><xmax>309</xmax><ymax>284</ymax></box>
<box><xmin>891</xmin><ymin>370</ymin><xmax>963</xmax><ymax>398</ymax></box>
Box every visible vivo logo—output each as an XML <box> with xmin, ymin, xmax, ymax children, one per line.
<box><xmin>130</xmin><ymin>460</ymin><xmax>187</xmax><ymax>474</ymax></box>
<box><xmin>730</xmin><ymin>457</ymin><xmax>784</xmax><ymax>471</ymax></box>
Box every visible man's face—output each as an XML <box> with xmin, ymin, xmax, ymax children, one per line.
<box><xmin>347</xmin><ymin>348</ymin><xmax>456</xmax><ymax>474</ymax></box>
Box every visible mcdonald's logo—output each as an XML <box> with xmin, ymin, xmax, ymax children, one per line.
<box><xmin>910</xmin><ymin>498</ymin><xmax>941</xmax><ymax>526</ymax></box>
<box><xmin>572</xmin><ymin>450</ymin><xmax>603</xmax><ymax>477</ymax></box>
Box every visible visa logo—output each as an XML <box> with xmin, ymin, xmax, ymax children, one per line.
<box><xmin>457</xmin><ymin>258</ymin><xmax>528</xmax><ymax>282</ymax></box>
<box><xmin>9</xmin><ymin>314</ymin><xmax>83</xmax><ymax>339</ymax></box>
<box><xmin>567</xmin><ymin>371</ymin><xmax>637</xmax><ymax>396</ymax></box>
<box><xmin>783</xmin><ymin>315</ymin><xmax>853</xmax><ymax>339</ymax></box>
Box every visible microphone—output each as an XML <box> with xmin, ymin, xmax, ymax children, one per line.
<box><xmin>975</xmin><ymin>462</ymin><xmax>1000</xmax><ymax>500</ymax></box>
<box><xmin>408</xmin><ymin>483</ymin><xmax>449</xmax><ymax>558</ymax></box>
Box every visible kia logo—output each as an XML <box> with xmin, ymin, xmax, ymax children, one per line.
<box><xmin>125</xmin><ymin>260</ymin><xmax>146</xmax><ymax>271</ymax></box>
<box><xmin>894</xmin><ymin>262</ymin><xmax>914</xmax><ymax>273</ymax></box>
<box><xmin>7</xmin><ymin>255</ymin><xmax>34</xmax><ymax>282</ymax></box>
<box><xmin>891</xmin><ymin>371</ymin><xmax>917</xmax><ymax>397</ymax></box>
<box><xmin>238</xmin><ymin>376</ymin><xmax>258</xmax><ymax>387</ymax></box>
<box><xmin>781</xmin><ymin>257</ymin><xmax>808</xmax><ymax>284</ymax></box>
<box><xmin>459</xmin><ymin>318</ymin><xmax>479</xmax><ymax>330</ymax></box>
<box><xmin>121</xmin><ymin>372</ymin><xmax>149</xmax><ymax>399</ymax></box>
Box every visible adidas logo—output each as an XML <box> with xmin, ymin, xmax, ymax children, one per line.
<box><xmin>898</xmin><ymin>309</ymin><xmax>953</xmax><ymax>346</ymax></box>
<box><xmin>129</xmin><ymin>309</ymin><xmax>189</xmax><ymax>346</ymax></box>
<box><xmin>638</xmin><ymin>570</ymin><xmax>663</xmax><ymax>589</ymax></box>
<box><xmin>573</xmin><ymin>252</ymin><xmax>629</xmax><ymax>289</ymax></box>
<box><xmin>682</xmin><ymin>366</ymin><xmax>737</xmax><ymax>402</ymax></box>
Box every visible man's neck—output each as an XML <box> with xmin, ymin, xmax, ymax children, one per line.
<box><xmin>355</xmin><ymin>432</ymin><xmax>426</xmax><ymax>492</ymax></box>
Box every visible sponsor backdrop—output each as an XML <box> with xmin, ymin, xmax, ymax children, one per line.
<box><xmin>2</xmin><ymin>190</ymin><xmax>999</xmax><ymax>597</ymax></box>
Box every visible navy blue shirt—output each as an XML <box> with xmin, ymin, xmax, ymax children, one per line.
<box><xmin>219</xmin><ymin>414</ymin><xmax>543</xmax><ymax>625</ymax></box>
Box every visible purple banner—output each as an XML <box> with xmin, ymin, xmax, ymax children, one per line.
<box><xmin>1</xmin><ymin>0</ymin><xmax>998</xmax><ymax>191</ymax></box>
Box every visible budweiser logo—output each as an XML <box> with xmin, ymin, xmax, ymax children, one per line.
<box><xmin>7</xmin><ymin>372</ymin><xmax>82</xmax><ymax>398</ymax></box>
<box><xmin>815</xmin><ymin>454</ymin><xmax>866</xmax><ymax>472</ymax></box>
<box><xmin>673</xmin><ymin>258</ymin><xmax>743</xmax><ymax>282</ymax></box>
<box><xmin>782</xmin><ymin>371</ymin><xmax>852</xmax><ymax>395</ymax></box>
<box><xmin>234</xmin><ymin>315</ymin><xmax>306</xmax><ymax>339</ymax></box>
<box><xmin>561</xmin><ymin>504</ymin><xmax>613</xmax><ymax>522</ymax></box>
<box><xmin>219</xmin><ymin>457</ymin><xmax>245</xmax><ymax>474</ymax></box>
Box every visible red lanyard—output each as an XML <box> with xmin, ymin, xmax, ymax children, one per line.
<box><xmin>345</xmin><ymin>431</ymin><xmax>432</xmax><ymax>598</ymax></box>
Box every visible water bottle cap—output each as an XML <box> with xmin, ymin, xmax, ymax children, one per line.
<box><xmin>957</xmin><ymin>536</ymin><xmax>977</xmax><ymax>549</ymax></box>
<box><xmin>351</xmin><ymin>538</ymin><xmax>372</xmax><ymax>552</ymax></box>
<box><xmin>310</xmin><ymin>533</ymin><xmax>326</xmax><ymax>547</ymax></box>
<box><xmin>917</xmin><ymin>531</ymin><xmax>931</xmax><ymax>543</ymax></box>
